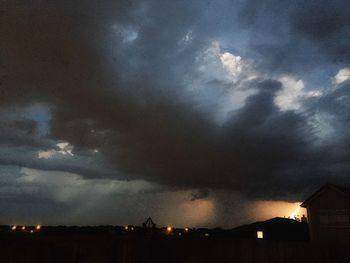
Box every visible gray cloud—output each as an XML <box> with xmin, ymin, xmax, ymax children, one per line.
<box><xmin>239</xmin><ymin>0</ymin><xmax>350</xmax><ymax>76</ymax></box>
<box><xmin>190</xmin><ymin>189</ymin><xmax>209</xmax><ymax>201</ymax></box>
<box><xmin>1</xmin><ymin>0</ymin><xmax>350</xmax><ymax>226</ymax></box>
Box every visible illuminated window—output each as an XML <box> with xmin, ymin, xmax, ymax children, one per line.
<box><xmin>257</xmin><ymin>231</ymin><xmax>264</xmax><ymax>239</ymax></box>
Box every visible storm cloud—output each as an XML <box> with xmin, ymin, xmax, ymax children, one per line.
<box><xmin>1</xmin><ymin>0</ymin><xmax>350</xmax><ymax>226</ymax></box>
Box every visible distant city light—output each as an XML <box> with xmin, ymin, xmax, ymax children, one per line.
<box><xmin>166</xmin><ymin>226</ymin><xmax>172</xmax><ymax>232</ymax></box>
<box><xmin>257</xmin><ymin>231</ymin><xmax>264</xmax><ymax>239</ymax></box>
<box><xmin>30</xmin><ymin>230</ymin><xmax>34</xmax><ymax>233</ymax></box>
<box><xmin>178</xmin><ymin>232</ymin><xmax>182</xmax><ymax>236</ymax></box>
<box><xmin>130</xmin><ymin>226</ymin><xmax>134</xmax><ymax>231</ymax></box>
<box><xmin>124</xmin><ymin>226</ymin><xmax>128</xmax><ymax>230</ymax></box>
<box><xmin>22</xmin><ymin>226</ymin><xmax>26</xmax><ymax>230</ymax></box>
<box><xmin>36</xmin><ymin>225</ymin><xmax>41</xmax><ymax>230</ymax></box>
<box><xmin>204</xmin><ymin>233</ymin><xmax>209</xmax><ymax>237</ymax></box>
<box><xmin>184</xmin><ymin>227</ymin><xmax>189</xmax><ymax>232</ymax></box>
<box><xmin>11</xmin><ymin>225</ymin><xmax>16</xmax><ymax>231</ymax></box>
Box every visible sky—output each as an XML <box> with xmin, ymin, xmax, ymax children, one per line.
<box><xmin>0</xmin><ymin>0</ymin><xmax>349</xmax><ymax>227</ymax></box>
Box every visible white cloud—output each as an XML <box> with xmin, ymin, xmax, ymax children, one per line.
<box><xmin>191</xmin><ymin>41</ymin><xmax>258</xmax><ymax>122</ymax></box>
<box><xmin>219</xmin><ymin>52</ymin><xmax>244</xmax><ymax>83</ymax></box>
<box><xmin>192</xmin><ymin>42</ymin><xmax>322</xmax><ymax>120</ymax></box>
<box><xmin>57</xmin><ymin>142</ymin><xmax>74</xmax><ymax>156</ymax></box>
<box><xmin>334</xmin><ymin>68</ymin><xmax>350</xmax><ymax>84</ymax></box>
<box><xmin>196</xmin><ymin>41</ymin><xmax>253</xmax><ymax>84</ymax></box>
<box><xmin>275</xmin><ymin>76</ymin><xmax>322</xmax><ymax>111</ymax></box>
<box><xmin>38</xmin><ymin>141</ymin><xmax>74</xmax><ymax>159</ymax></box>
<box><xmin>38</xmin><ymin>150</ymin><xmax>56</xmax><ymax>159</ymax></box>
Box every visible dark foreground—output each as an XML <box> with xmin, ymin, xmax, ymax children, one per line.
<box><xmin>1</xmin><ymin>232</ymin><xmax>350</xmax><ymax>263</ymax></box>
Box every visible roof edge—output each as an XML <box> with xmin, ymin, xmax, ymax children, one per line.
<box><xmin>300</xmin><ymin>184</ymin><xmax>350</xmax><ymax>208</ymax></box>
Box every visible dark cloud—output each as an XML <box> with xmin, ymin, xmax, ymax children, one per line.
<box><xmin>1</xmin><ymin>0</ymin><xmax>350</xmax><ymax>225</ymax></box>
<box><xmin>239</xmin><ymin>0</ymin><xmax>350</xmax><ymax>76</ymax></box>
<box><xmin>190</xmin><ymin>189</ymin><xmax>209</xmax><ymax>201</ymax></box>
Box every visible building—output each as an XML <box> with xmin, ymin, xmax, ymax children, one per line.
<box><xmin>231</xmin><ymin>217</ymin><xmax>309</xmax><ymax>241</ymax></box>
<box><xmin>301</xmin><ymin>184</ymin><xmax>350</xmax><ymax>240</ymax></box>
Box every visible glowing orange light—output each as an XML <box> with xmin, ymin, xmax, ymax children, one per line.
<box><xmin>289</xmin><ymin>203</ymin><xmax>302</xmax><ymax>219</ymax></box>
<box><xmin>250</xmin><ymin>201</ymin><xmax>306</xmax><ymax>222</ymax></box>
<box><xmin>166</xmin><ymin>226</ymin><xmax>172</xmax><ymax>232</ymax></box>
<box><xmin>184</xmin><ymin>227</ymin><xmax>189</xmax><ymax>232</ymax></box>
<box><xmin>21</xmin><ymin>226</ymin><xmax>26</xmax><ymax>231</ymax></box>
<box><xmin>11</xmin><ymin>225</ymin><xmax>16</xmax><ymax>231</ymax></box>
<box><xmin>124</xmin><ymin>226</ymin><xmax>128</xmax><ymax>230</ymax></box>
<box><xmin>36</xmin><ymin>225</ymin><xmax>41</xmax><ymax>230</ymax></box>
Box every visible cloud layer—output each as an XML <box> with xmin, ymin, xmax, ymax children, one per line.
<box><xmin>1</xmin><ymin>0</ymin><xmax>350</xmax><ymax>226</ymax></box>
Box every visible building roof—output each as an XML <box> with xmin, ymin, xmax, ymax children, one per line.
<box><xmin>231</xmin><ymin>217</ymin><xmax>309</xmax><ymax>241</ymax></box>
<box><xmin>300</xmin><ymin>184</ymin><xmax>350</xmax><ymax>208</ymax></box>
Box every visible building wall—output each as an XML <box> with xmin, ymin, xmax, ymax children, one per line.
<box><xmin>308</xmin><ymin>188</ymin><xmax>350</xmax><ymax>240</ymax></box>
